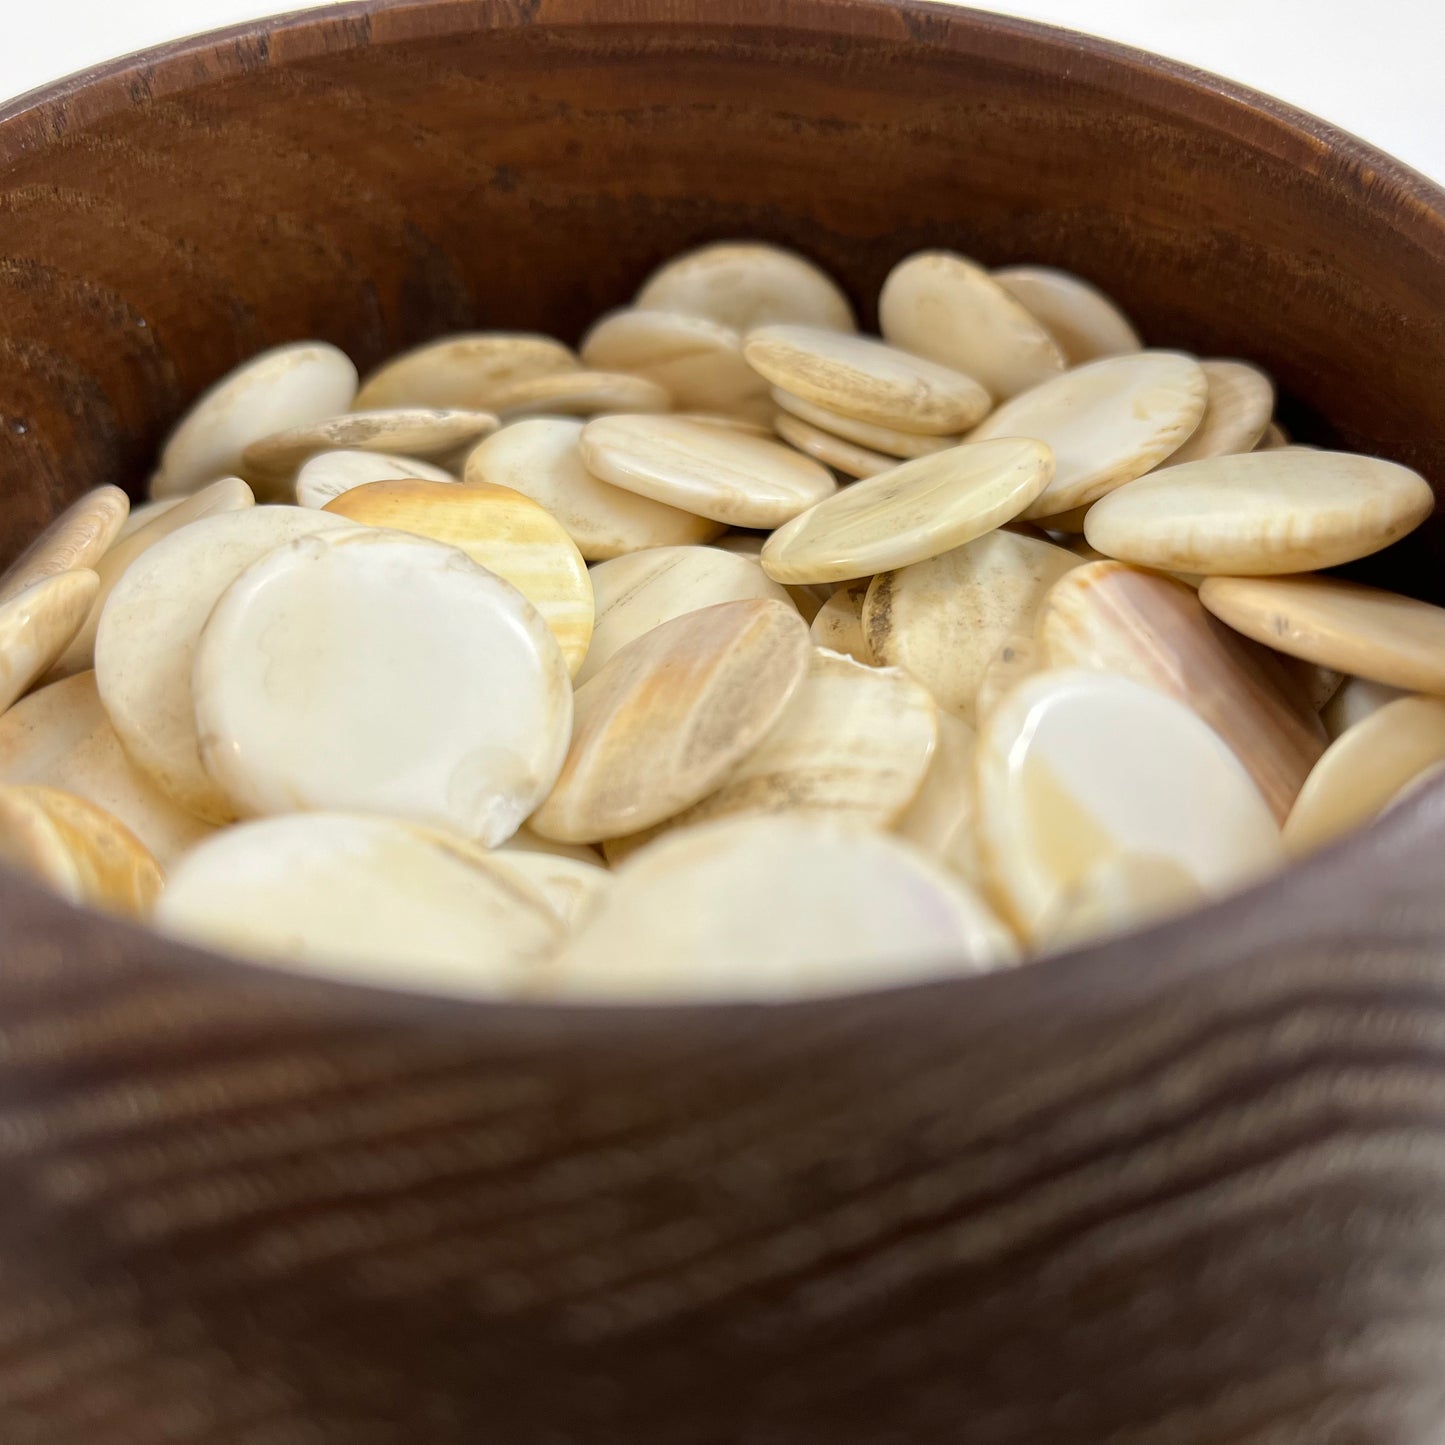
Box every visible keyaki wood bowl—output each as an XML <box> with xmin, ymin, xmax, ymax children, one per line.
<box><xmin>2</xmin><ymin>2</ymin><xmax>1445</xmax><ymax>1439</ymax></box>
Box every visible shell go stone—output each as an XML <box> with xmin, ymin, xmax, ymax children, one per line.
<box><xmin>580</xmin><ymin>414</ymin><xmax>836</xmax><ymax>529</ymax></box>
<box><xmin>1321</xmin><ymin>676</ymin><xmax>1408</xmax><ymax>740</ymax></box>
<box><xmin>1282</xmin><ymin>696</ymin><xmax>1445</xmax><ymax>855</ymax></box>
<box><xmin>1157</xmin><ymin>359</ymin><xmax>1274</xmax><ymax>467</ymax></box>
<box><xmin>863</xmin><ymin>529</ymin><xmax>1079</xmax><ymax>724</ymax></box>
<box><xmin>1036</xmin><ymin>852</ymin><xmax>1203</xmax><ymax>952</ymax></box>
<box><xmin>485</xmin><ymin>850</ymin><xmax>610</xmax><ymax>926</ymax></box>
<box><xmin>152</xmin><ymin>341</ymin><xmax>358</xmax><ymax>498</ymax></box>
<box><xmin>810</xmin><ymin>580</ymin><xmax>874</xmax><ymax>662</ymax></box>
<box><xmin>0</xmin><ymin>570</ymin><xmax>99</xmax><ymax>715</ymax></box>
<box><xmin>0</xmin><ymin>783</ymin><xmax>162</xmax><ymax>918</ymax></box>
<box><xmin>773</xmin><ymin>412</ymin><xmax>893</xmax><ymax>480</ymax></box>
<box><xmin>530</xmin><ymin>598</ymin><xmax>809</xmax><ymax>845</ymax></box>
<box><xmin>977</xmin><ymin>669</ymin><xmax>1282</xmax><ymax>938</ymax></box>
<box><xmin>634</xmin><ymin>241</ymin><xmax>856</xmax><ymax>334</ymax></box>
<box><xmin>1038</xmin><ymin>562</ymin><xmax>1326</xmax><ymax>821</ymax></box>
<box><xmin>294</xmin><ymin>449</ymin><xmax>457</xmax><ymax>510</ymax></box>
<box><xmin>879</xmin><ymin>250</ymin><xmax>1066</xmax><ymax>400</ymax></box>
<box><xmin>743</xmin><ymin>324</ymin><xmax>991</xmax><ymax>435</ymax></box>
<box><xmin>0</xmin><ymin>672</ymin><xmax>213</xmax><ymax>865</ymax></box>
<box><xmin>0</xmin><ymin>485</ymin><xmax>128</xmax><ymax>605</ymax></box>
<box><xmin>486</xmin><ymin>370</ymin><xmax>671</xmax><ymax>420</ymax></box>
<box><xmin>465</xmin><ymin>417</ymin><xmax>721</xmax><ymax>561</ymax></box>
<box><xmin>156</xmin><ymin>813</ymin><xmax>561</xmax><ymax>997</ymax></box>
<box><xmin>94</xmin><ymin>507</ymin><xmax>356</xmax><ymax>822</ymax></box>
<box><xmin>992</xmin><ymin>265</ymin><xmax>1142</xmax><ymax>365</ymax></box>
<box><xmin>760</xmin><ymin>438</ymin><xmax>1054</xmax><ymax>586</ymax></box>
<box><xmin>323</xmin><ymin>479</ymin><xmax>594</xmax><ymax>675</ymax></box>
<box><xmin>771</xmin><ymin>389</ymin><xmax>959</xmax><ymax>459</ymax></box>
<box><xmin>354</xmin><ymin>333</ymin><xmax>578</xmax><ymax>410</ymax></box>
<box><xmin>1085</xmin><ymin>450</ymin><xmax>1435</xmax><ymax>575</ymax></box>
<box><xmin>192</xmin><ymin>528</ymin><xmax>572</xmax><ymax>846</ymax></box>
<box><xmin>974</xmin><ymin>635</ymin><xmax>1041</xmax><ymax>723</ymax></box>
<box><xmin>553</xmin><ymin>815</ymin><xmax>1015</xmax><ymax>1003</ymax></box>
<box><xmin>893</xmin><ymin>710</ymin><xmax>981</xmax><ymax>884</ymax></box>
<box><xmin>577</xmin><ymin>544</ymin><xmax>794</xmax><ymax>685</ymax></box>
<box><xmin>968</xmin><ymin>351</ymin><xmax>1208</xmax><ymax>520</ymax></box>
<box><xmin>1198</xmin><ymin>573</ymin><xmax>1445</xmax><ymax>697</ymax></box>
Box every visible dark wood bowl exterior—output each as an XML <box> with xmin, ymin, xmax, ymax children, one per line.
<box><xmin>2</xmin><ymin>2</ymin><xmax>1445</xmax><ymax>1439</ymax></box>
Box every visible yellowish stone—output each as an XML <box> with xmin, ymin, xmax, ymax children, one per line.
<box><xmin>294</xmin><ymin>449</ymin><xmax>456</xmax><ymax>509</ymax></box>
<box><xmin>1199</xmin><ymin>573</ymin><xmax>1445</xmax><ymax>694</ymax></box>
<box><xmin>773</xmin><ymin>412</ymin><xmax>893</xmax><ymax>479</ymax></box>
<box><xmin>635</xmin><ymin>242</ymin><xmax>856</xmax><ymax>333</ymax></box>
<box><xmin>0</xmin><ymin>571</ymin><xmax>99</xmax><ymax>715</ymax></box>
<box><xmin>114</xmin><ymin>498</ymin><xmax>184</xmax><ymax>544</ymax></box>
<box><xmin>355</xmin><ymin>333</ymin><xmax>578</xmax><ymax>410</ymax></box>
<box><xmin>553</xmin><ymin>815</ymin><xmax>1015</xmax><ymax>1003</ymax></box>
<box><xmin>530</xmin><ymin>598</ymin><xmax>809</xmax><ymax>844</ymax></box>
<box><xmin>323</xmin><ymin>479</ymin><xmax>594</xmax><ymax>674</ymax></box>
<box><xmin>579</xmin><ymin>308</ymin><xmax>765</xmax><ymax>414</ymax></box>
<box><xmin>893</xmin><ymin>709</ymin><xmax>981</xmax><ymax>884</ymax></box>
<box><xmin>992</xmin><ymin>265</ymin><xmax>1142</xmax><ymax>365</ymax></box>
<box><xmin>0</xmin><ymin>672</ymin><xmax>213</xmax><ymax>865</ymax></box>
<box><xmin>465</xmin><ymin>417</ymin><xmax>722</xmax><ymax>560</ymax></box>
<box><xmin>1157</xmin><ymin>359</ymin><xmax>1273</xmax><ymax>467</ymax></box>
<box><xmin>1036</xmin><ymin>853</ymin><xmax>1203</xmax><ymax>951</ymax></box>
<box><xmin>1086</xmin><ymin>450</ymin><xmax>1434</xmax><ymax>575</ymax></box>
<box><xmin>879</xmin><ymin>250</ymin><xmax>1066</xmax><ymax>400</ymax></box>
<box><xmin>156</xmin><ymin>812</ymin><xmax>562</xmax><ymax>997</ymax></box>
<box><xmin>810</xmin><ymin>580</ymin><xmax>875</xmax><ymax>662</ymax></box>
<box><xmin>486</xmin><ymin>370</ymin><xmax>671</xmax><ymax>419</ymax></box>
<box><xmin>1256</xmin><ymin>420</ymin><xmax>1290</xmax><ymax>450</ymax></box>
<box><xmin>743</xmin><ymin>324</ymin><xmax>991</xmax><ymax>435</ymax></box>
<box><xmin>862</xmin><ymin>529</ymin><xmax>1078</xmax><ymax>724</ymax></box>
<box><xmin>580</xmin><ymin>414</ymin><xmax>836</xmax><ymax>528</ymax></box>
<box><xmin>152</xmin><ymin>341</ymin><xmax>358</xmax><ymax>498</ymax></box>
<box><xmin>578</xmin><ymin>545</ymin><xmax>795</xmax><ymax>684</ymax></box>
<box><xmin>0</xmin><ymin>486</ymin><xmax>128</xmax><ymax>605</ymax></box>
<box><xmin>193</xmin><ymin>528</ymin><xmax>572</xmax><ymax>845</ymax></box>
<box><xmin>967</xmin><ymin>351</ymin><xmax>1208</xmax><ymax>520</ymax></box>
<box><xmin>977</xmin><ymin>669</ymin><xmax>1281</xmax><ymax>937</ymax></box>
<box><xmin>0</xmin><ymin>783</ymin><xmax>163</xmax><ymax>918</ymax></box>
<box><xmin>1321</xmin><ymin>676</ymin><xmax>1407</xmax><ymax>740</ymax></box>
<box><xmin>1283</xmin><ymin>696</ymin><xmax>1445</xmax><ymax>854</ymax></box>
<box><xmin>760</xmin><ymin>439</ymin><xmax>1054</xmax><ymax>586</ymax></box>
<box><xmin>771</xmin><ymin>389</ymin><xmax>959</xmax><ymax>457</ymax></box>
<box><xmin>498</xmin><ymin>827</ymin><xmax>604</xmax><ymax>867</ymax></box>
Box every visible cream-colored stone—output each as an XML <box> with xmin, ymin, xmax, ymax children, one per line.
<box><xmin>879</xmin><ymin>250</ymin><xmax>1066</xmax><ymax>400</ymax></box>
<box><xmin>810</xmin><ymin>580</ymin><xmax>875</xmax><ymax>662</ymax></box>
<box><xmin>152</xmin><ymin>341</ymin><xmax>358</xmax><ymax>498</ymax></box>
<box><xmin>581</xmin><ymin>414</ymin><xmax>836</xmax><ymax>529</ymax></box>
<box><xmin>530</xmin><ymin>598</ymin><xmax>808</xmax><ymax>844</ymax></box>
<box><xmin>578</xmin><ymin>545</ymin><xmax>794</xmax><ymax>684</ymax></box>
<box><xmin>1087</xmin><ymin>451</ymin><xmax>1434</xmax><ymax>575</ymax></box>
<box><xmin>0</xmin><ymin>486</ymin><xmax>128</xmax><ymax>604</ymax></box>
<box><xmin>760</xmin><ymin>439</ymin><xmax>1054</xmax><ymax>586</ymax></box>
<box><xmin>156</xmin><ymin>812</ymin><xmax>561</xmax><ymax>997</ymax></box>
<box><xmin>355</xmin><ymin>333</ymin><xmax>578</xmax><ymax>410</ymax></box>
<box><xmin>0</xmin><ymin>783</ymin><xmax>162</xmax><ymax>918</ymax></box>
<box><xmin>193</xmin><ymin>528</ymin><xmax>571</xmax><ymax>845</ymax></box>
<box><xmin>968</xmin><ymin>351</ymin><xmax>1208</xmax><ymax>520</ymax></box>
<box><xmin>893</xmin><ymin>709</ymin><xmax>981</xmax><ymax>884</ymax></box>
<box><xmin>1038</xmin><ymin>562</ymin><xmax>1326</xmax><ymax>821</ymax></box>
<box><xmin>743</xmin><ymin>325</ymin><xmax>991</xmax><ymax>435</ymax></box>
<box><xmin>977</xmin><ymin>669</ymin><xmax>1281</xmax><ymax>937</ymax></box>
<box><xmin>770</xmin><ymin>389</ymin><xmax>959</xmax><ymax>458</ymax></box>
<box><xmin>47</xmin><ymin>477</ymin><xmax>256</xmax><ymax>681</ymax></box>
<box><xmin>579</xmin><ymin>308</ymin><xmax>766</xmax><ymax>414</ymax></box>
<box><xmin>323</xmin><ymin>479</ymin><xmax>593</xmax><ymax>674</ymax></box>
<box><xmin>241</xmin><ymin>408</ymin><xmax>497</xmax><ymax>488</ymax></box>
<box><xmin>487</xmin><ymin>371</ymin><xmax>671</xmax><ymax>419</ymax></box>
<box><xmin>94</xmin><ymin>507</ymin><xmax>354</xmax><ymax>822</ymax></box>
<box><xmin>1157</xmin><ymin>360</ymin><xmax>1273</xmax><ymax>467</ymax></box>
<box><xmin>498</xmin><ymin>827</ymin><xmax>605</xmax><ymax>867</ymax></box>
<box><xmin>1035</xmin><ymin>853</ymin><xmax>1203</xmax><ymax>951</ymax></box>
<box><xmin>635</xmin><ymin>242</ymin><xmax>855</xmax><ymax>333</ymax></box>
<box><xmin>773</xmin><ymin>412</ymin><xmax>893</xmax><ymax>479</ymax></box>
<box><xmin>485</xmin><ymin>850</ymin><xmax>610</xmax><ymax>926</ymax></box>
<box><xmin>1256</xmin><ymin>421</ymin><xmax>1290</xmax><ymax>450</ymax></box>
<box><xmin>863</xmin><ymin>529</ymin><xmax>1078</xmax><ymax>724</ymax></box>
<box><xmin>1321</xmin><ymin>676</ymin><xmax>1408</xmax><ymax>740</ymax></box>
<box><xmin>554</xmin><ymin>815</ymin><xmax>1015</xmax><ymax>1002</ymax></box>
<box><xmin>113</xmin><ymin>498</ymin><xmax>184</xmax><ymax>544</ymax></box>
<box><xmin>973</xmin><ymin>636</ymin><xmax>1041</xmax><ymax>724</ymax></box>
<box><xmin>294</xmin><ymin>449</ymin><xmax>456</xmax><ymax>509</ymax></box>
<box><xmin>0</xmin><ymin>672</ymin><xmax>213</xmax><ymax>865</ymax></box>
<box><xmin>464</xmin><ymin>417</ymin><xmax>722</xmax><ymax>560</ymax></box>
<box><xmin>1199</xmin><ymin>573</ymin><xmax>1445</xmax><ymax>694</ymax></box>
<box><xmin>993</xmin><ymin>265</ymin><xmax>1142</xmax><ymax>365</ymax></box>
<box><xmin>1283</xmin><ymin>696</ymin><xmax>1445</xmax><ymax>854</ymax></box>
<box><xmin>0</xmin><ymin>571</ymin><xmax>98</xmax><ymax>715</ymax></box>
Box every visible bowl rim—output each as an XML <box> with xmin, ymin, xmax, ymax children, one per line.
<box><xmin>2</xmin><ymin>0</ymin><xmax>1444</xmax><ymax>1027</ymax></box>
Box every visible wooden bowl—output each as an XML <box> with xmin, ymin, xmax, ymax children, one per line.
<box><xmin>3</xmin><ymin>2</ymin><xmax>1445</xmax><ymax>1439</ymax></box>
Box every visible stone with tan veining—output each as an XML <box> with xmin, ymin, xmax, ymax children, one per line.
<box><xmin>0</xmin><ymin>570</ymin><xmax>98</xmax><ymax>715</ymax></box>
<box><xmin>1087</xmin><ymin>450</ymin><xmax>1434</xmax><ymax>575</ymax></box>
<box><xmin>771</xmin><ymin>389</ymin><xmax>959</xmax><ymax>457</ymax></box>
<box><xmin>294</xmin><ymin>449</ymin><xmax>457</xmax><ymax>509</ymax></box>
<box><xmin>1157</xmin><ymin>359</ymin><xmax>1273</xmax><ymax>467</ymax></box>
<box><xmin>486</xmin><ymin>370</ymin><xmax>671</xmax><ymax>419</ymax></box>
<box><xmin>810</xmin><ymin>580</ymin><xmax>875</xmax><ymax>662</ymax></box>
<box><xmin>0</xmin><ymin>486</ymin><xmax>128</xmax><ymax>605</ymax></box>
<box><xmin>1038</xmin><ymin>561</ymin><xmax>1326</xmax><ymax>821</ymax></box>
<box><xmin>773</xmin><ymin>411</ymin><xmax>893</xmax><ymax>479</ymax></box>
<box><xmin>530</xmin><ymin>599</ymin><xmax>809</xmax><ymax>844</ymax></box>
<box><xmin>355</xmin><ymin>333</ymin><xmax>578</xmax><ymax>410</ymax></box>
<box><xmin>993</xmin><ymin>265</ymin><xmax>1142</xmax><ymax>364</ymax></box>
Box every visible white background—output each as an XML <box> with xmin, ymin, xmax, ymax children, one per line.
<box><xmin>5</xmin><ymin>0</ymin><xmax>1444</xmax><ymax>187</ymax></box>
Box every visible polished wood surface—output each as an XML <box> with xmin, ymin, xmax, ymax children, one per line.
<box><xmin>2</xmin><ymin>2</ymin><xmax>1445</xmax><ymax>1439</ymax></box>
